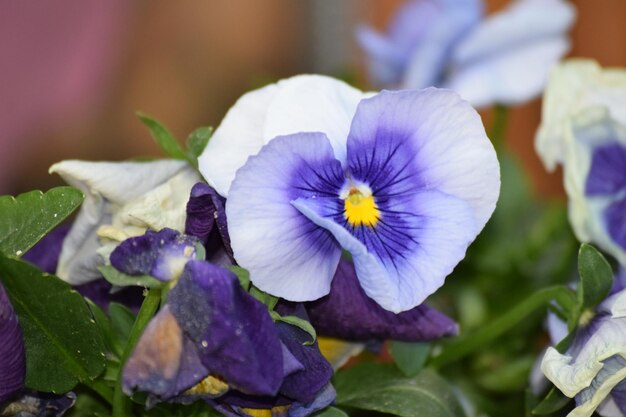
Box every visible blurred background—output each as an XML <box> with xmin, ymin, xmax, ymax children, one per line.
<box><xmin>2</xmin><ymin>0</ymin><xmax>625</xmax><ymax>196</ymax></box>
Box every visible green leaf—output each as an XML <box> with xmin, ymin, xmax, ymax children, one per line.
<box><xmin>109</xmin><ymin>302</ymin><xmax>136</xmax><ymax>352</ymax></box>
<box><xmin>186</xmin><ymin>127</ymin><xmax>213</xmax><ymax>159</ymax></box>
<box><xmin>476</xmin><ymin>356</ymin><xmax>535</xmax><ymax>392</ymax></box>
<box><xmin>312</xmin><ymin>406</ymin><xmax>349</xmax><ymax>417</ymax></box>
<box><xmin>229</xmin><ymin>266</ymin><xmax>251</xmax><ymax>291</ymax></box>
<box><xmin>250</xmin><ymin>285</ymin><xmax>279</xmax><ymax>311</ymax></box>
<box><xmin>0</xmin><ymin>256</ymin><xmax>106</xmax><ymax>392</ymax></box>
<box><xmin>270</xmin><ymin>311</ymin><xmax>316</xmax><ymax>345</ymax></box>
<box><xmin>86</xmin><ymin>299</ymin><xmax>121</xmax><ymax>358</ymax></box>
<box><xmin>532</xmin><ymin>387</ymin><xmax>571</xmax><ymax>415</ymax></box>
<box><xmin>389</xmin><ymin>341</ymin><xmax>431</xmax><ymax>377</ymax></box>
<box><xmin>98</xmin><ymin>265</ymin><xmax>162</xmax><ymax>289</ymax></box>
<box><xmin>335</xmin><ymin>363</ymin><xmax>466</xmax><ymax>417</ymax></box>
<box><xmin>0</xmin><ymin>187</ymin><xmax>83</xmax><ymax>257</ymax></box>
<box><xmin>577</xmin><ymin>243</ymin><xmax>613</xmax><ymax>310</ymax></box>
<box><xmin>137</xmin><ymin>112</ymin><xmax>188</xmax><ymax>160</ymax></box>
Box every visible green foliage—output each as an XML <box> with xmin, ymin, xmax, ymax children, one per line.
<box><xmin>388</xmin><ymin>341</ymin><xmax>431</xmax><ymax>377</ymax></box>
<box><xmin>137</xmin><ymin>112</ymin><xmax>212</xmax><ymax>169</ymax></box>
<box><xmin>312</xmin><ymin>407</ymin><xmax>349</xmax><ymax>417</ymax></box>
<box><xmin>229</xmin><ymin>265</ymin><xmax>251</xmax><ymax>290</ymax></box>
<box><xmin>0</xmin><ymin>187</ymin><xmax>83</xmax><ymax>257</ymax></box>
<box><xmin>335</xmin><ymin>363</ymin><xmax>466</xmax><ymax>417</ymax></box>
<box><xmin>270</xmin><ymin>310</ymin><xmax>317</xmax><ymax>345</ymax></box>
<box><xmin>98</xmin><ymin>265</ymin><xmax>162</xmax><ymax>289</ymax></box>
<box><xmin>0</xmin><ymin>256</ymin><xmax>105</xmax><ymax>392</ymax></box>
<box><xmin>532</xmin><ymin>387</ymin><xmax>571</xmax><ymax>415</ymax></box>
<box><xmin>577</xmin><ymin>243</ymin><xmax>613</xmax><ymax>310</ymax></box>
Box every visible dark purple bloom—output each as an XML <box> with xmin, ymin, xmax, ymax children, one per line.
<box><xmin>185</xmin><ymin>182</ymin><xmax>233</xmax><ymax>263</ymax></box>
<box><xmin>0</xmin><ymin>282</ymin><xmax>25</xmax><ymax>404</ymax></box>
<box><xmin>22</xmin><ymin>224</ymin><xmax>70</xmax><ymax>274</ymax></box>
<box><xmin>110</xmin><ymin>228</ymin><xmax>200</xmax><ymax>282</ymax></box>
<box><xmin>74</xmin><ymin>279</ymin><xmax>144</xmax><ymax>312</ymax></box>
<box><xmin>307</xmin><ymin>258</ymin><xmax>458</xmax><ymax>341</ymax></box>
<box><xmin>123</xmin><ymin>261</ymin><xmax>284</xmax><ymax>402</ymax></box>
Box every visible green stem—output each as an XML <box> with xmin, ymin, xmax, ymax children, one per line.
<box><xmin>86</xmin><ymin>379</ymin><xmax>115</xmax><ymax>404</ymax></box>
<box><xmin>112</xmin><ymin>288</ymin><xmax>162</xmax><ymax>417</ymax></box>
<box><xmin>430</xmin><ymin>285</ymin><xmax>575</xmax><ymax>368</ymax></box>
<box><xmin>490</xmin><ymin>105</ymin><xmax>508</xmax><ymax>152</ymax></box>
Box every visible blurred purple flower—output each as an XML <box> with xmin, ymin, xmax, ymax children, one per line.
<box><xmin>307</xmin><ymin>258</ymin><xmax>458</xmax><ymax>341</ymax></box>
<box><xmin>357</xmin><ymin>0</ymin><xmax>576</xmax><ymax>107</ymax></box>
<box><xmin>0</xmin><ymin>391</ymin><xmax>76</xmax><ymax>417</ymax></box>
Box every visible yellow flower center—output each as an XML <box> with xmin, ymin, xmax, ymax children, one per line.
<box><xmin>343</xmin><ymin>186</ymin><xmax>380</xmax><ymax>227</ymax></box>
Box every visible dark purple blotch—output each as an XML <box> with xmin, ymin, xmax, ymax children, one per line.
<box><xmin>23</xmin><ymin>224</ymin><xmax>70</xmax><ymax>274</ymax></box>
<box><xmin>307</xmin><ymin>258</ymin><xmax>458</xmax><ymax>341</ymax></box>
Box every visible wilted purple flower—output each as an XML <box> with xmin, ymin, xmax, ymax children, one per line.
<box><xmin>0</xmin><ymin>391</ymin><xmax>76</xmax><ymax>417</ymax></box>
<box><xmin>357</xmin><ymin>0</ymin><xmax>575</xmax><ymax>107</ymax></box>
<box><xmin>307</xmin><ymin>258</ymin><xmax>458</xmax><ymax>341</ymax></box>
<box><xmin>226</xmin><ymin>87</ymin><xmax>499</xmax><ymax>313</ymax></box>
<box><xmin>118</xmin><ymin>230</ymin><xmax>334</xmax><ymax>416</ymax></box>
<box><xmin>0</xmin><ymin>282</ymin><xmax>25</xmax><ymax>404</ymax></box>
<box><xmin>185</xmin><ymin>182</ymin><xmax>234</xmax><ymax>264</ymax></box>
<box><xmin>542</xmin><ymin>287</ymin><xmax>626</xmax><ymax>417</ymax></box>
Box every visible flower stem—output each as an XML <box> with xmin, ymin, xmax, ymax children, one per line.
<box><xmin>112</xmin><ymin>288</ymin><xmax>162</xmax><ymax>417</ymax></box>
<box><xmin>430</xmin><ymin>285</ymin><xmax>575</xmax><ymax>368</ymax></box>
<box><xmin>490</xmin><ymin>105</ymin><xmax>508</xmax><ymax>152</ymax></box>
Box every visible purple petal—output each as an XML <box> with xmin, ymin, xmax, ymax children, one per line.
<box><xmin>110</xmin><ymin>228</ymin><xmax>200</xmax><ymax>281</ymax></box>
<box><xmin>307</xmin><ymin>259</ymin><xmax>458</xmax><ymax>341</ymax></box>
<box><xmin>586</xmin><ymin>143</ymin><xmax>626</xmax><ymax>196</ymax></box>
<box><xmin>604</xmin><ymin>197</ymin><xmax>626</xmax><ymax>251</ymax></box>
<box><xmin>123</xmin><ymin>306</ymin><xmax>208</xmax><ymax>401</ymax></box>
<box><xmin>185</xmin><ymin>182</ymin><xmax>233</xmax><ymax>261</ymax></box>
<box><xmin>226</xmin><ymin>132</ymin><xmax>343</xmax><ymax>302</ymax></box>
<box><xmin>74</xmin><ymin>278</ymin><xmax>144</xmax><ymax>313</ymax></box>
<box><xmin>274</xmin><ymin>305</ymin><xmax>333</xmax><ymax>404</ymax></box>
<box><xmin>0</xmin><ymin>282</ymin><xmax>25</xmax><ymax>403</ymax></box>
<box><xmin>22</xmin><ymin>223</ymin><xmax>70</xmax><ymax>274</ymax></box>
<box><xmin>169</xmin><ymin>261</ymin><xmax>284</xmax><ymax>397</ymax></box>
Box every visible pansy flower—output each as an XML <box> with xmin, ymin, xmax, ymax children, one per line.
<box><xmin>542</xmin><ymin>287</ymin><xmax>626</xmax><ymax>417</ymax></box>
<box><xmin>116</xmin><ymin>229</ymin><xmax>334</xmax><ymax>416</ymax></box>
<box><xmin>220</xmin><ymin>83</ymin><xmax>499</xmax><ymax>313</ymax></box>
<box><xmin>357</xmin><ymin>0</ymin><xmax>576</xmax><ymax>107</ymax></box>
<box><xmin>535</xmin><ymin>60</ymin><xmax>626</xmax><ymax>266</ymax></box>
<box><xmin>49</xmin><ymin>159</ymin><xmax>199</xmax><ymax>284</ymax></box>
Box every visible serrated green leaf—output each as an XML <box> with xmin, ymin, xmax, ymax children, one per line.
<box><xmin>0</xmin><ymin>256</ymin><xmax>106</xmax><ymax>392</ymax></box>
<box><xmin>137</xmin><ymin>112</ymin><xmax>188</xmax><ymax>161</ymax></box>
<box><xmin>98</xmin><ymin>265</ymin><xmax>162</xmax><ymax>289</ymax></box>
<box><xmin>577</xmin><ymin>243</ymin><xmax>613</xmax><ymax>309</ymax></box>
<box><xmin>0</xmin><ymin>187</ymin><xmax>83</xmax><ymax>257</ymax></box>
<box><xmin>532</xmin><ymin>387</ymin><xmax>571</xmax><ymax>415</ymax></box>
<box><xmin>270</xmin><ymin>311</ymin><xmax>316</xmax><ymax>345</ymax></box>
<box><xmin>312</xmin><ymin>406</ymin><xmax>348</xmax><ymax>417</ymax></box>
<box><xmin>389</xmin><ymin>341</ymin><xmax>431</xmax><ymax>377</ymax></box>
<box><xmin>335</xmin><ymin>364</ymin><xmax>466</xmax><ymax>417</ymax></box>
<box><xmin>187</xmin><ymin>127</ymin><xmax>213</xmax><ymax>159</ymax></box>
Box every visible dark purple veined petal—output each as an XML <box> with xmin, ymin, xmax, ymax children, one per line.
<box><xmin>22</xmin><ymin>224</ymin><xmax>70</xmax><ymax>274</ymax></box>
<box><xmin>110</xmin><ymin>228</ymin><xmax>200</xmax><ymax>282</ymax></box>
<box><xmin>0</xmin><ymin>282</ymin><xmax>26</xmax><ymax>403</ymax></box>
<box><xmin>168</xmin><ymin>261</ymin><xmax>284</xmax><ymax>397</ymax></box>
<box><xmin>585</xmin><ymin>143</ymin><xmax>626</xmax><ymax>197</ymax></box>
<box><xmin>226</xmin><ymin>132</ymin><xmax>344</xmax><ymax>302</ymax></box>
<box><xmin>306</xmin><ymin>258</ymin><xmax>458</xmax><ymax>341</ymax></box>
<box><xmin>185</xmin><ymin>182</ymin><xmax>234</xmax><ymax>261</ymax></box>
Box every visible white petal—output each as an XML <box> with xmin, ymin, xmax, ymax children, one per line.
<box><xmin>49</xmin><ymin>159</ymin><xmax>191</xmax><ymax>284</ymax></box>
<box><xmin>535</xmin><ymin>59</ymin><xmax>626</xmax><ymax>171</ymax></box>
<box><xmin>197</xmin><ymin>82</ymin><xmax>278</xmax><ymax>197</ymax></box>
<box><xmin>264</xmin><ymin>75</ymin><xmax>367</xmax><ymax>165</ymax></box>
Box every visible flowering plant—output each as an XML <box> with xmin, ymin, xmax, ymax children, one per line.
<box><xmin>3</xmin><ymin>2</ymin><xmax>626</xmax><ymax>417</ymax></box>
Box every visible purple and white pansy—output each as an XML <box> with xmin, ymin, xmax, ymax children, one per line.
<box><xmin>542</xmin><ymin>286</ymin><xmax>626</xmax><ymax>417</ymax></box>
<box><xmin>202</xmin><ymin>75</ymin><xmax>499</xmax><ymax>313</ymax></box>
<box><xmin>357</xmin><ymin>0</ymin><xmax>576</xmax><ymax>108</ymax></box>
<box><xmin>536</xmin><ymin>60</ymin><xmax>626</xmax><ymax>267</ymax></box>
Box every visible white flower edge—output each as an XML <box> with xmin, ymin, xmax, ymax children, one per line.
<box><xmin>49</xmin><ymin>159</ymin><xmax>198</xmax><ymax>284</ymax></box>
<box><xmin>535</xmin><ymin>59</ymin><xmax>626</xmax><ymax>171</ymax></box>
<box><xmin>198</xmin><ymin>74</ymin><xmax>369</xmax><ymax>197</ymax></box>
